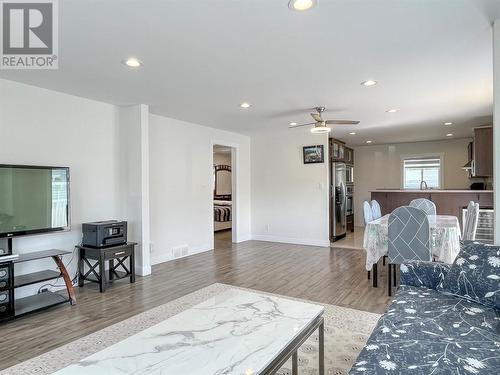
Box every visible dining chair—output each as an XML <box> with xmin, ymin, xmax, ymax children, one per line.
<box><xmin>462</xmin><ymin>201</ymin><xmax>480</xmax><ymax>241</ymax></box>
<box><xmin>371</xmin><ymin>200</ymin><xmax>382</xmax><ymax>220</ymax></box>
<box><xmin>363</xmin><ymin>201</ymin><xmax>374</xmax><ymax>280</ymax></box>
<box><xmin>409</xmin><ymin>198</ymin><xmax>436</xmax><ymax>216</ymax></box>
<box><xmin>363</xmin><ymin>201</ymin><xmax>373</xmax><ymax>225</ymax></box>
<box><xmin>387</xmin><ymin>206</ymin><xmax>431</xmax><ymax>296</ymax></box>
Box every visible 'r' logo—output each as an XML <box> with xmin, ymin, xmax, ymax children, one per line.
<box><xmin>2</xmin><ymin>2</ymin><xmax>53</xmax><ymax>54</ymax></box>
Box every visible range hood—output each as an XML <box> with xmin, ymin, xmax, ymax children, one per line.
<box><xmin>462</xmin><ymin>160</ymin><xmax>472</xmax><ymax>170</ymax></box>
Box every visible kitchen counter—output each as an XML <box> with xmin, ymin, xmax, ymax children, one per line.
<box><xmin>371</xmin><ymin>190</ymin><xmax>493</xmax><ymax>220</ymax></box>
<box><xmin>372</xmin><ymin>189</ymin><xmax>493</xmax><ymax>193</ymax></box>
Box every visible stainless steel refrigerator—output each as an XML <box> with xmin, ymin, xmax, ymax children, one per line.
<box><xmin>330</xmin><ymin>162</ymin><xmax>347</xmax><ymax>241</ymax></box>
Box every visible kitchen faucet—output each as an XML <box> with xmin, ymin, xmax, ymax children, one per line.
<box><xmin>420</xmin><ymin>180</ymin><xmax>428</xmax><ymax>190</ymax></box>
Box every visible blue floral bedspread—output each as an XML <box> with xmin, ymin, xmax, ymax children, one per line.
<box><xmin>350</xmin><ymin>273</ymin><xmax>500</xmax><ymax>373</ymax></box>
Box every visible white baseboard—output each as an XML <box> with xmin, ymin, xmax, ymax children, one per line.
<box><xmin>234</xmin><ymin>235</ymin><xmax>252</xmax><ymax>243</ymax></box>
<box><xmin>136</xmin><ymin>265</ymin><xmax>152</xmax><ymax>276</ymax></box>
<box><xmin>151</xmin><ymin>243</ymin><xmax>213</xmax><ymax>265</ymax></box>
<box><xmin>251</xmin><ymin>234</ymin><xmax>330</xmax><ymax>247</ymax></box>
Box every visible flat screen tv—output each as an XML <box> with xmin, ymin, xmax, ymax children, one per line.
<box><xmin>0</xmin><ymin>165</ymin><xmax>70</xmax><ymax>238</ymax></box>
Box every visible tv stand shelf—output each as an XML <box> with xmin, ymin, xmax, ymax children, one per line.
<box><xmin>14</xmin><ymin>270</ymin><xmax>62</xmax><ymax>288</ymax></box>
<box><xmin>13</xmin><ymin>249</ymin><xmax>72</xmax><ymax>263</ymax></box>
<box><xmin>14</xmin><ymin>291</ymin><xmax>69</xmax><ymax>317</ymax></box>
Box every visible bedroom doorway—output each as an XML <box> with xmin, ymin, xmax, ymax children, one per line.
<box><xmin>213</xmin><ymin>144</ymin><xmax>235</xmax><ymax>248</ymax></box>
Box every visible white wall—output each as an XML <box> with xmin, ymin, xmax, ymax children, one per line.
<box><xmin>0</xmin><ymin>78</ymin><xmax>121</xmax><ymax>297</ymax></box>
<box><xmin>149</xmin><ymin>114</ymin><xmax>251</xmax><ymax>265</ymax></box>
<box><xmin>353</xmin><ymin>138</ymin><xmax>472</xmax><ymax>226</ymax></box>
<box><xmin>251</xmin><ymin>130</ymin><xmax>329</xmax><ymax>247</ymax></box>
<box><xmin>118</xmin><ymin>105</ymin><xmax>151</xmax><ymax>275</ymax></box>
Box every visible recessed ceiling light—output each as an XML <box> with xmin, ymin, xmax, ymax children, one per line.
<box><xmin>288</xmin><ymin>0</ymin><xmax>317</xmax><ymax>11</ymax></box>
<box><xmin>386</xmin><ymin>109</ymin><xmax>398</xmax><ymax>113</ymax></box>
<box><xmin>366</xmin><ymin>140</ymin><xmax>373</xmax><ymax>144</ymax></box>
<box><xmin>123</xmin><ymin>57</ymin><xmax>142</xmax><ymax>68</ymax></box>
<box><xmin>444</xmin><ymin>122</ymin><xmax>453</xmax><ymax>126</ymax></box>
<box><xmin>289</xmin><ymin>122</ymin><xmax>297</xmax><ymax>126</ymax></box>
<box><xmin>349</xmin><ymin>132</ymin><xmax>356</xmax><ymax>135</ymax></box>
<box><xmin>361</xmin><ymin>80</ymin><xmax>377</xmax><ymax>87</ymax></box>
<box><xmin>446</xmin><ymin>133</ymin><xmax>453</xmax><ymax>137</ymax></box>
<box><xmin>239</xmin><ymin>102</ymin><xmax>251</xmax><ymax>108</ymax></box>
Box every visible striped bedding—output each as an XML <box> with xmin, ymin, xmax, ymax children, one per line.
<box><xmin>214</xmin><ymin>202</ymin><xmax>232</xmax><ymax>222</ymax></box>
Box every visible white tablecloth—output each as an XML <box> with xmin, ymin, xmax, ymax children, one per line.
<box><xmin>363</xmin><ymin>214</ymin><xmax>462</xmax><ymax>271</ymax></box>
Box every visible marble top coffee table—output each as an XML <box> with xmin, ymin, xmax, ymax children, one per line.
<box><xmin>53</xmin><ymin>289</ymin><xmax>325</xmax><ymax>375</ymax></box>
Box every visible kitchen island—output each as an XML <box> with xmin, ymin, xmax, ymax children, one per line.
<box><xmin>370</xmin><ymin>189</ymin><xmax>493</xmax><ymax>219</ymax></box>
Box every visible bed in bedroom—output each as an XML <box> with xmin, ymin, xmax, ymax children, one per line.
<box><xmin>214</xmin><ymin>199</ymin><xmax>232</xmax><ymax>231</ymax></box>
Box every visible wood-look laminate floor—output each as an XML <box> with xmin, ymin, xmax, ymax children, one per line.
<box><xmin>1</xmin><ymin>234</ymin><xmax>392</xmax><ymax>370</ymax></box>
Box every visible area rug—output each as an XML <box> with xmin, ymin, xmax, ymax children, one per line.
<box><xmin>1</xmin><ymin>283</ymin><xmax>381</xmax><ymax>375</ymax></box>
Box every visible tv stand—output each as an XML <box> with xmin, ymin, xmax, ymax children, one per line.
<box><xmin>13</xmin><ymin>250</ymin><xmax>76</xmax><ymax>317</ymax></box>
<box><xmin>1</xmin><ymin>243</ymin><xmax>76</xmax><ymax>322</ymax></box>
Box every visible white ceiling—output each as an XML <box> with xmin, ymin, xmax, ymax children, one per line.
<box><xmin>2</xmin><ymin>0</ymin><xmax>500</xmax><ymax>145</ymax></box>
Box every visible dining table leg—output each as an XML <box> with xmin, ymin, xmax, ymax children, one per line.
<box><xmin>372</xmin><ymin>263</ymin><xmax>378</xmax><ymax>288</ymax></box>
<box><xmin>393</xmin><ymin>264</ymin><xmax>397</xmax><ymax>287</ymax></box>
<box><xmin>388</xmin><ymin>263</ymin><xmax>392</xmax><ymax>297</ymax></box>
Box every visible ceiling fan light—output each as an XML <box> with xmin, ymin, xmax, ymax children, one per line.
<box><xmin>310</xmin><ymin>126</ymin><xmax>331</xmax><ymax>134</ymax></box>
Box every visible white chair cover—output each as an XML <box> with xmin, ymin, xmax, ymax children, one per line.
<box><xmin>462</xmin><ymin>201</ymin><xmax>480</xmax><ymax>240</ymax></box>
<box><xmin>363</xmin><ymin>201</ymin><xmax>373</xmax><ymax>225</ymax></box>
<box><xmin>409</xmin><ymin>198</ymin><xmax>436</xmax><ymax>216</ymax></box>
<box><xmin>371</xmin><ymin>200</ymin><xmax>382</xmax><ymax>220</ymax></box>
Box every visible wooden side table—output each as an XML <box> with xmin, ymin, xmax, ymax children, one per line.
<box><xmin>77</xmin><ymin>242</ymin><xmax>137</xmax><ymax>293</ymax></box>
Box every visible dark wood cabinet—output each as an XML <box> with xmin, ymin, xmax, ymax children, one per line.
<box><xmin>473</xmin><ymin>126</ymin><xmax>493</xmax><ymax>177</ymax></box>
<box><xmin>346</xmin><ymin>214</ymin><xmax>354</xmax><ymax>232</ymax></box>
<box><xmin>371</xmin><ymin>191</ymin><xmax>432</xmax><ymax>215</ymax></box>
<box><xmin>329</xmin><ymin>138</ymin><xmax>346</xmax><ymax>162</ymax></box>
<box><xmin>345</xmin><ymin>147</ymin><xmax>354</xmax><ymax>164</ymax></box>
<box><xmin>371</xmin><ymin>191</ymin><xmax>493</xmax><ymax>221</ymax></box>
<box><xmin>329</xmin><ymin>138</ymin><xmax>354</xmax><ymax>164</ymax></box>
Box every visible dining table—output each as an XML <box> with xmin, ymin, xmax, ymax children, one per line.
<box><xmin>363</xmin><ymin>214</ymin><xmax>462</xmax><ymax>287</ymax></box>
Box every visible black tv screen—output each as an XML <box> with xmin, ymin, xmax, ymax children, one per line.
<box><xmin>0</xmin><ymin>165</ymin><xmax>70</xmax><ymax>238</ymax></box>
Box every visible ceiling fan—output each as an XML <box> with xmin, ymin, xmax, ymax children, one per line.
<box><xmin>289</xmin><ymin>106</ymin><xmax>360</xmax><ymax>134</ymax></box>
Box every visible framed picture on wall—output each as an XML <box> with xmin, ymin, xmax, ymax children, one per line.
<box><xmin>303</xmin><ymin>145</ymin><xmax>324</xmax><ymax>164</ymax></box>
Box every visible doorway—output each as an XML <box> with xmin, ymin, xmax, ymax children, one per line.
<box><xmin>213</xmin><ymin>144</ymin><xmax>235</xmax><ymax>248</ymax></box>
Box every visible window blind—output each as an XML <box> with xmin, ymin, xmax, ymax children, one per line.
<box><xmin>403</xmin><ymin>157</ymin><xmax>441</xmax><ymax>189</ymax></box>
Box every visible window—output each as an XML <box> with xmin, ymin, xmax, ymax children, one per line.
<box><xmin>403</xmin><ymin>157</ymin><xmax>441</xmax><ymax>189</ymax></box>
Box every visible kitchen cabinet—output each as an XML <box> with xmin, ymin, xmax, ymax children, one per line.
<box><xmin>346</xmin><ymin>214</ymin><xmax>354</xmax><ymax>232</ymax></box>
<box><xmin>329</xmin><ymin>138</ymin><xmax>354</xmax><ymax>164</ymax></box>
<box><xmin>345</xmin><ymin>147</ymin><xmax>354</xmax><ymax>164</ymax></box>
<box><xmin>473</xmin><ymin>126</ymin><xmax>493</xmax><ymax>177</ymax></box>
<box><xmin>329</xmin><ymin>138</ymin><xmax>346</xmax><ymax>162</ymax></box>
